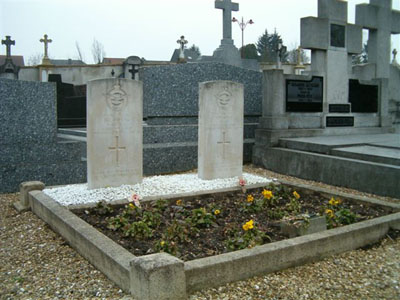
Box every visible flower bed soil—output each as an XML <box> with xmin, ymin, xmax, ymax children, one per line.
<box><xmin>73</xmin><ymin>185</ymin><xmax>392</xmax><ymax>261</ymax></box>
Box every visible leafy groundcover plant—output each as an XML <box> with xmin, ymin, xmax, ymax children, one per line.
<box><xmin>75</xmin><ymin>183</ymin><xmax>389</xmax><ymax>261</ymax></box>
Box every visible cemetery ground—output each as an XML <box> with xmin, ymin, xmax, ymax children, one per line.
<box><xmin>1</xmin><ymin>165</ymin><xmax>400</xmax><ymax>299</ymax></box>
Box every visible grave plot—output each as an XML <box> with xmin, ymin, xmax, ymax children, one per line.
<box><xmin>73</xmin><ymin>184</ymin><xmax>393</xmax><ymax>261</ymax></box>
<box><xmin>21</xmin><ymin>177</ymin><xmax>400</xmax><ymax>300</ymax></box>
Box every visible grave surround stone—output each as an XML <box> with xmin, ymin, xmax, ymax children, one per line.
<box><xmin>87</xmin><ymin>78</ymin><xmax>143</xmax><ymax>189</ymax></box>
<box><xmin>198</xmin><ymin>80</ymin><xmax>244</xmax><ymax>180</ymax></box>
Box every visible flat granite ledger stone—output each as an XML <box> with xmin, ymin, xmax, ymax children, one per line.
<box><xmin>87</xmin><ymin>78</ymin><xmax>143</xmax><ymax>189</ymax></box>
<box><xmin>198</xmin><ymin>80</ymin><xmax>244</xmax><ymax>180</ymax></box>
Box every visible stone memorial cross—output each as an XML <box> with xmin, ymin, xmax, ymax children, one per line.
<box><xmin>40</xmin><ymin>34</ymin><xmax>52</xmax><ymax>59</ymax></box>
<box><xmin>177</xmin><ymin>35</ymin><xmax>188</xmax><ymax>61</ymax></box>
<box><xmin>215</xmin><ymin>0</ymin><xmax>239</xmax><ymax>40</ymax></box>
<box><xmin>356</xmin><ymin>0</ymin><xmax>400</xmax><ymax>78</ymax></box>
<box><xmin>301</xmin><ymin>0</ymin><xmax>362</xmax><ymax>106</ymax></box>
<box><xmin>198</xmin><ymin>80</ymin><xmax>244</xmax><ymax>180</ymax></box>
<box><xmin>1</xmin><ymin>36</ymin><xmax>15</xmax><ymax>57</ymax></box>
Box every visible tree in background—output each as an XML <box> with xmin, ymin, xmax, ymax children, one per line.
<box><xmin>27</xmin><ymin>53</ymin><xmax>43</xmax><ymax>66</ymax></box>
<box><xmin>239</xmin><ymin>44</ymin><xmax>259</xmax><ymax>60</ymax></box>
<box><xmin>352</xmin><ymin>43</ymin><xmax>368</xmax><ymax>65</ymax></box>
<box><xmin>75</xmin><ymin>41</ymin><xmax>85</xmax><ymax>63</ymax></box>
<box><xmin>91</xmin><ymin>38</ymin><xmax>106</xmax><ymax>64</ymax></box>
<box><xmin>286</xmin><ymin>45</ymin><xmax>310</xmax><ymax>64</ymax></box>
<box><xmin>256</xmin><ymin>29</ymin><xmax>288</xmax><ymax>62</ymax></box>
<box><xmin>189</xmin><ymin>44</ymin><xmax>201</xmax><ymax>56</ymax></box>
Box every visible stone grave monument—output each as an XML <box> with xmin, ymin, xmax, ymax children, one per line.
<box><xmin>198</xmin><ymin>80</ymin><xmax>244</xmax><ymax>180</ymax></box>
<box><xmin>0</xmin><ymin>35</ymin><xmax>19</xmax><ymax>79</ymax></box>
<box><xmin>197</xmin><ymin>0</ymin><xmax>259</xmax><ymax>71</ymax></box>
<box><xmin>87</xmin><ymin>78</ymin><xmax>143</xmax><ymax>189</ymax></box>
<box><xmin>356</xmin><ymin>0</ymin><xmax>400</xmax><ymax>79</ymax></box>
<box><xmin>301</xmin><ymin>0</ymin><xmax>362</xmax><ymax>126</ymax></box>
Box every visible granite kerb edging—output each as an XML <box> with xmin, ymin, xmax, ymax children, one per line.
<box><xmin>26</xmin><ymin>185</ymin><xmax>400</xmax><ymax>299</ymax></box>
<box><xmin>28</xmin><ymin>190</ymin><xmax>135</xmax><ymax>294</ymax></box>
<box><xmin>184</xmin><ymin>212</ymin><xmax>400</xmax><ymax>292</ymax></box>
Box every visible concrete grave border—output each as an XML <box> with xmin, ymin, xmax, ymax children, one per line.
<box><xmin>17</xmin><ymin>181</ymin><xmax>400</xmax><ymax>300</ymax></box>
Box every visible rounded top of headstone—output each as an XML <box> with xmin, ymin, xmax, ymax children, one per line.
<box><xmin>124</xmin><ymin>56</ymin><xmax>142</xmax><ymax>65</ymax></box>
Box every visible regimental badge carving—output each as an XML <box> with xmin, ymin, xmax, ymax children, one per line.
<box><xmin>107</xmin><ymin>83</ymin><xmax>127</xmax><ymax>111</ymax></box>
<box><xmin>216</xmin><ymin>87</ymin><xmax>232</xmax><ymax>111</ymax></box>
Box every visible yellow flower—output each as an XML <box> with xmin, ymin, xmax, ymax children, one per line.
<box><xmin>262</xmin><ymin>189</ymin><xmax>273</xmax><ymax>200</ymax></box>
<box><xmin>335</xmin><ymin>198</ymin><xmax>342</xmax><ymax>205</ymax></box>
<box><xmin>160</xmin><ymin>241</ymin><xmax>165</xmax><ymax>247</ymax></box>
<box><xmin>329</xmin><ymin>197</ymin><xmax>336</xmax><ymax>206</ymax></box>
<box><xmin>242</xmin><ymin>219</ymin><xmax>254</xmax><ymax>231</ymax></box>
<box><xmin>247</xmin><ymin>194</ymin><xmax>254</xmax><ymax>203</ymax></box>
<box><xmin>128</xmin><ymin>203</ymin><xmax>135</xmax><ymax>209</ymax></box>
<box><xmin>293</xmin><ymin>191</ymin><xmax>300</xmax><ymax>200</ymax></box>
<box><xmin>325</xmin><ymin>209</ymin><xmax>334</xmax><ymax>218</ymax></box>
<box><xmin>214</xmin><ymin>209</ymin><xmax>221</xmax><ymax>215</ymax></box>
<box><xmin>176</xmin><ymin>199</ymin><xmax>183</xmax><ymax>206</ymax></box>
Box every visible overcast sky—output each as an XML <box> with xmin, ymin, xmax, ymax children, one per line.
<box><xmin>1</xmin><ymin>0</ymin><xmax>399</xmax><ymax>64</ymax></box>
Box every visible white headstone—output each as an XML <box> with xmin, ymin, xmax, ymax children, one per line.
<box><xmin>87</xmin><ymin>78</ymin><xmax>143</xmax><ymax>189</ymax></box>
<box><xmin>198</xmin><ymin>80</ymin><xmax>244</xmax><ymax>180</ymax></box>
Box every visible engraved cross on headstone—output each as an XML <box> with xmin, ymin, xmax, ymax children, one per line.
<box><xmin>1</xmin><ymin>36</ymin><xmax>15</xmax><ymax>57</ymax></box>
<box><xmin>108</xmin><ymin>136</ymin><xmax>126</xmax><ymax>166</ymax></box>
<box><xmin>128</xmin><ymin>65</ymin><xmax>139</xmax><ymax>80</ymax></box>
<box><xmin>40</xmin><ymin>34</ymin><xmax>52</xmax><ymax>59</ymax></box>
<box><xmin>215</xmin><ymin>0</ymin><xmax>239</xmax><ymax>40</ymax></box>
<box><xmin>217</xmin><ymin>131</ymin><xmax>231</xmax><ymax>159</ymax></box>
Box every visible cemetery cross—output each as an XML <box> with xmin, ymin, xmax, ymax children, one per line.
<box><xmin>356</xmin><ymin>0</ymin><xmax>400</xmax><ymax>78</ymax></box>
<box><xmin>215</xmin><ymin>0</ymin><xmax>239</xmax><ymax>40</ymax></box>
<box><xmin>1</xmin><ymin>36</ymin><xmax>15</xmax><ymax>57</ymax></box>
<box><xmin>217</xmin><ymin>131</ymin><xmax>231</xmax><ymax>159</ymax></box>
<box><xmin>176</xmin><ymin>35</ymin><xmax>188</xmax><ymax>61</ymax></box>
<box><xmin>40</xmin><ymin>34</ymin><xmax>52</xmax><ymax>59</ymax></box>
<box><xmin>128</xmin><ymin>65</ymin><xmax>139</xmax><ymax>80</ymax></box>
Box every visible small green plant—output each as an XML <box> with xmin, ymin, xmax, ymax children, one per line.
<box><xmin>187</xmin><ymin>207</ymin><xmax>216</xmax><ymax>228</ymax></box>
<box><xmin>225</xmin><ymin>220</ymin><xmax>270</xmax><ymax>251</ymax></box>
<box><xmin>142</xmin><ymin>211</ymin><xmax>161</xmax><ymax>229</ymax></box>
<box><xmin>154</xmin><ymin>239</ymin><xmax>178</xmax><ymax>256</ymax></box>
<box><xmin>153</xmin><ymin>199</ymin><xmax>169</xmax><ymax>213</ymax></box>
<box><xmin>324</xmin><ymin>197</ymin><xmax>359</xmax><ymax>229</ymax></box>
<box><xmin>122</xmin><ymin>221</ymin><xmax>153</xmax><ymax>238</ymax></box>
<box><xmin>107</xmin><ymin>215</ymin><xmax>129</xmax><ymax>231</ymax></box>
<box><xmin>94</xmin><ymin>201</ymin><xmax>114</xmax><ymax>215</ymax></box>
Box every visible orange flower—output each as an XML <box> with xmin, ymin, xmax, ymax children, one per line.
<box><xmin>293</xmin><ymin>191</ymin><xmax>300</xmax><ymax>200</ymax></box>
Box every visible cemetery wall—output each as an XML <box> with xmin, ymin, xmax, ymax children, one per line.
<box><xmin>0</xmin><ymin>78</ymin><xmax>86</xmax><ymax>193</ymax></box>
<box><xmin>19</xmin><ymin>65</ymin><xmax>123</xmax><ymax>85</ymax></box>
<box><xmin>139</xmin><ymin>62</ymin><xmax>262</xmax><ymax>174</ymax></box>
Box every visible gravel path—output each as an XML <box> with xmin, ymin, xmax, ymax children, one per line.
<box><xmin>1</xmin><ymin>165</ymin><xmax>399</xmax><ymax>299</ymax></box>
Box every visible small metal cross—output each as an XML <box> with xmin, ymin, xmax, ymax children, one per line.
<box><xmin>1</xmin><ymin>36</ymin><xmax>15</xmax><ymax>57</ymax></box>
<box><xmin>40</xmin><ymin>34</ymin><xmax>52</xmax><ymax>59</ymax></box>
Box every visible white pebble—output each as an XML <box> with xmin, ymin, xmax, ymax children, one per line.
<box><xmin>43</xmin><ymin>173</ymin><xmax>272</xmax><ymax>206</ymax></box>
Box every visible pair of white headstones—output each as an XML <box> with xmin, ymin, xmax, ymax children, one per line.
<box><xmin>87</xmin><ymin>78</ymin><xmax>244</xmax><ymax>189</ymax></box>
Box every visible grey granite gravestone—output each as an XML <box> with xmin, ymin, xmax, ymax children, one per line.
<box><xmin>198</xmin><ymin>80</ymin><xmax>244</xmax><ymax>179</ymax></box>
<box><xmin>356</xmin><ymin>0</ymin><xmax>400</xmax><ymax>79</ymax></box>
<box><xmin>87</xmin><ymin>78</ymin><xmax>143</xmax><ymax>189</ymax></box>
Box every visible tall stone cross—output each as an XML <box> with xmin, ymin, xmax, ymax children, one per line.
<box><xmin>1</xmin><ymin>36</ymin><xmax>15</xmax><ymax>57</ymax></box>
<box><xmin>356</xmin><ymin>0</ymin><xmax>400</xmax><ymax>78</ymax></box>
<box><xmin>215</xmin><ymin>0</ymin><xmax>239</xmax><ymax>40</ymax></box>
<box><xmin>40</xmin><ymin>34</ymin><xmax>52</xmax><ymax>59</ymax></box>
<box><xmin>301</xmin><ymin>0</ymin><xmax>362</xmax><ymax>105</ymax></box>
